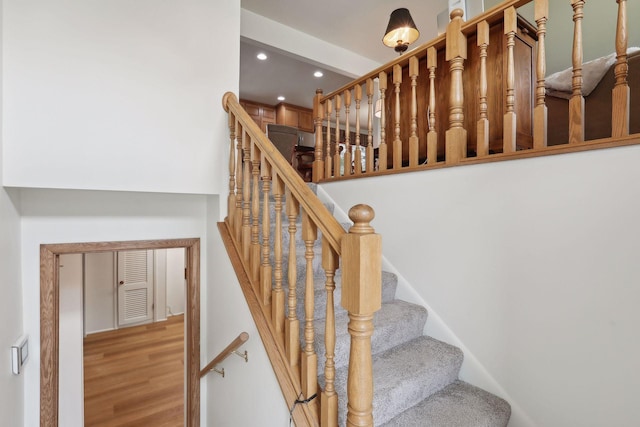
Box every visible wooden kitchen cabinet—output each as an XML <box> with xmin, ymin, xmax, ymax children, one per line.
<box><xmin>239</xmin><ymin>99</ymin><xmax>276</xmax><ymax>133</ymax></box>
<box><xmin>276</xmin><ymin>103</ymin><xmax>315</xmax><ymax>133</ymax></box>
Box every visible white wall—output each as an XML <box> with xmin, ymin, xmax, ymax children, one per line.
<box><xmin>321</xmin><ymin>144</ymin><xmax>640</xmax><ymax>427</ymax></box>
<box><xmin>167</xmin><ymin>248</ymin><xmax>186</xmax><ymax>315</ymax></box>
<box><xmin>19</xmin><ymin>189</ymin><xmax>213</xmax><ymax>427</ymax></box>
<box><xmin>0</xmin><ymin>0</ymin><xmax>25</xmax><ymax>421</ymax></box>
<box><xmin>84</xmin><ymin>252</ymin><xmax>116</xmax><ymax>334</ymax></box>
<box><xmin>59</xmin><ymin>254</ymin><xmax>84</xmax><ymax>427</ymax></box>
<box><xmin>204</xmin><ymin>210</ymin><xmax>291</xmax><ymax>427</ymax></box>
<box><xmin>2</xmin><ymin>0</ymin><xmax>234</xmax><ymax>198</ymax></box>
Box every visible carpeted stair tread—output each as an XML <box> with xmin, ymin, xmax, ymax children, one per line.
<box><xmin>315</xmin><ymin>300</ymin><xmax>428</xmax><ymax>374</ymax></box>
<box><xmin>379</xmin><ymin>380</ymin><xmax>511</xmax><ymax>427</ymax></box>
<box><xmin>327</xmin><ymin>335</ymin><xmax>464</xmax><ymax>426</ymax></box>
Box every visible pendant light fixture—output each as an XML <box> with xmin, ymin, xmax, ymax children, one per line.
<box><xmin>382</xmin><ymin>8</ymin><xmax>420</xmax><ymax>54</ymax></box>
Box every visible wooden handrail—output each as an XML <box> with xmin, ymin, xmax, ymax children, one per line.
<box><xmin>200</xmin><ymin>332</ymin><xmax>249</xmax><ymax>378</ymax></box>
<box><xmin>223</xmin><ymin>92</ymin><xmax>346</xmax><ymax>254</ymax></box>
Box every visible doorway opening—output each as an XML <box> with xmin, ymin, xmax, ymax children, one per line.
<box><xmin>40</xmin><ymin>238</ymin><xmax>200</xmax><ymax>427</ymax></box>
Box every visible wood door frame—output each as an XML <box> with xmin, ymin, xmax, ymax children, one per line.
<box><xmin>40</xmin><ymin>238</ymin><xmax>201</xmax><ymax>427</ymax></box>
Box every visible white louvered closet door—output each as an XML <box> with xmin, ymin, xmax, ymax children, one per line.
<box><xmin>117</xmin><ymin>250</ymin><xmax>154</xmax><ymax>327</ymax></box>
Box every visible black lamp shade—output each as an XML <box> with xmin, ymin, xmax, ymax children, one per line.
<box><xmin>382</xmin><ymin>8</ymin><xmax>420</xmax><ymax>53</ymax></box>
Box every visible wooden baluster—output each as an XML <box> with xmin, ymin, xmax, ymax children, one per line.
<box><xmin>569</xmin><ymin>0</ymin><xmax>586</xmax><ymax>144</ymax></box>
<box><xmin>242</xmin><ymin>132</ymin><xmax>251</xmax><ymax>261</ymax></box>
<box><xmin>354</xmin><ymin>84</ymin><xmax>363</xmax><ymax>175</ymax></box>
<box><xmin>250</xmin><ymin>141</ymin><xmax>261</xmax><ymax>281</ymax></box>
<box><xmin>325</xmin><ymin>100</ymin><xmax>333</xmax><ymax>179</ymax></box>
<box><xmin>445</xmin><ymin>9</ymin><xmax>468</xmax><ymax>164</ymax></box>
<box><xmin>342</xmin><ymin>205</ymin><xmax>381</xmax><ymax>427</ymax></box>
<box><xmin>334</xmin><ymin>94</ymin><xmax>342</xmax><ymax>177</ymax></box>
<box><xmin>427</xmin><ymin>47</ymin><xmax>438</xmax><ymax>165</ymax></box>
<box><xmin>260</xmin><ymin>153</ymin><xmax>272</xmax><ymax>307</ymax></box>
<box><xmin>320</xmin><ymin>238</ymin><xmax>339</xmax><ymax>427</ymax></box>
<box><xmin>409</xmin><ymin>56</ymin><xmax>420</xmax><ymax>167</ymax></box>
<box><xmin>313</xmin><ymin>90</ymin><xmax>325</xmax><ymax>182</ymax></box>
<box><xmin>300</xmin><ymin>210</ymin><xmax>318</xmax><ymax>398</ymax></box>
<box><xmin>343</xmin><ymin>89</ymin><xmax>352</xmax><ymax>176</ymax></box>
<box><xmin>477</xmin><ymin>21</ymin><xmax>490</xmax><ymax>157</ymax></box>
<box><xmin>271</xmin><ymin>172</ymin><xmax>285</xmax><ymax>345</ymax></box>
<box><xmin>612</xmin><ymin>0</ymin><xmax>629</xmax><ymax>137</ymax></box>
<box><xmin>534</xmin><ymin>0</ymin><xmax>549</xmax><ymax>149</ymax></box>
<box><xmin>378</xmin><ymin>71</ymin><xmax>388</xmax><ymax>171</ymax></box>
<box><xmin>366</xmin><ymin>79</ymin><xmax>375</xmax><ymax>173</ymax></box>
<box><xmin>235</xmin><ymin>124</ymin><xmax>244</xmax><ymax>243</ymax></box>
<box><xmin>503</xmin><ymin>6</ymin><xmax>517</xmax><ymax>153</ymax></box>
<box><xmin>227</xmin><ymin>113</ymin><xmax>236</xmax><ymax>226</ymax></box>
<box><xmin>284</xmin><ymin>189</ymin><xmax>300</xmax><ymax>368</ymax></box>
<box><xmin>393</xmin><ymin>64</ymin><xmax>403</xmax><ymax>169</ymax></box>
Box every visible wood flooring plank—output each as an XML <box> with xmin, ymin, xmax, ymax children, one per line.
<box><xmin>84</xmin><ymin>315</ymin><xmax>184</xmax><ymax>427</ymax></box>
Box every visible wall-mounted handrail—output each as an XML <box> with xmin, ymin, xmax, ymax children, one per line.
<box><xmin>200</xmin><ymin>332</ymin><xmax>249</xmax><ymax>378</ymax></box>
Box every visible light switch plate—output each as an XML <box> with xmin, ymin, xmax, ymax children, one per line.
<box><xmin>11</xmin><ymin>335</ymin><xmax>28</xmax><ymax>375</ymax></box>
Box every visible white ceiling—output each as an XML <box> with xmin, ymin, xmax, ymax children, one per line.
<box><xmin>239</xmin><ymin>39</ymin><xmax>354</xmax><ymax>108</ymax></box>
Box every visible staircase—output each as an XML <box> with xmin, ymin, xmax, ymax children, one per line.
<box><xmin>275</xmin><ymin>183</ymin><xmax>511</xmax><ymax>426</ymax></box>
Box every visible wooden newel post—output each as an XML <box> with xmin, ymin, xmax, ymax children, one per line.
<box><xmin>314</xmin><ymin>89</ymin><xmax>325</xmax><ymax>182</ymax></box>
<box><xmin>341</xmin><ymin>204</ymin><xmax>382</xmax><ymax>427</ymax></box>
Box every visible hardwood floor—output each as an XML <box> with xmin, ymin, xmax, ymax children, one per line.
<box><xmin>83</xmin><ymin>315</ymin><xmax>185</xmax><ymax>427</ymax></box>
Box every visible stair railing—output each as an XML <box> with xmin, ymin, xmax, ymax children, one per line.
<box><xmin>222</xmin><ymin>92</ymin><xmax>383</xmax><ymax>427</ymax></box>
<box><xmin>200</xmin><ymin>332</ymin><xmax>249</xmax><ymax>378</ymax></box>
<box><xmin>312</xmin><ymin>0</ymin><xmax>637</xmax><ymax>182</ymax></box>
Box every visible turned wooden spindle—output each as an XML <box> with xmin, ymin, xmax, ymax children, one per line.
<box><xmin>378</xmin><ymin>71</ymin><xmax>388</xmax><ymax>171</ymax></box>
<box><xmin>325</xmin><ymin>99</ymin><xmax>333</xmax><ymax>178</ymax></box>
<box><xmin>445</xmin><ymin>9</ymin><xmax>468</xmax><ymax>164</ymax></box>
<box><xmin>227</xmin><ymin>113</ymin><xmax>237</xmax><ymax>227</ymax></box>
<box><xmin>612</xmin><ymin>0</ymin><xmax>629</xmax><ymax>137</ymax></box>
<box><xmin>334</xmin><ymin>94</ymin><xmax>342</xmax><ymax>177</ymax></box>
<box><xmin>366</xmin><ymin>78</ymin><xmax>375</xmax><ymax>173</ymax></box>
<box><xmin>313</xmin><ymin>89</ymin><xmax>325</xmax><ymax>182</ymax></box>
<box><xmin>271</xmin><ymin>172</ymin><xmax>285</xmax><ymax>345</ymax></box>
<box><xmin>569</xmin><ymin>0</ymin><xmax>586</xmax><ymax>144</ymax></box>
<box><xmin>354</xmin><ymin>84</ymin><xmax>363</xmax><ymax>175</ymax></box>
<box><xmin>250</xmin><ymin>141</ymin><xmax>261</xmax><ymax>281</ymax></box>
<box><xmin>427</xmin><ymin>46</ymin><xmax>438</xmax><ymax>165</ymax></box>
<box><xmin>301</xmin><ymin>210</ymin><xmax>318</xmax><ymax>398</ymax></box>
<box><xmin>284</xmin><ymin>189</ymin><xmax>300</xmax><ymax>368</ymax></box>
<box><xmin>503</xmin><ymin>6</ymin><xmax>517</xmax><ymax>153</ymax></box>
<box><xmin>321</xmin><ymin>238</ymin><xmax>339</xmax><ymax>427</ymax></box>
<box><xmin>241</xmin><ymin>132</ymin><xmax>252</xmax><ymax>261</ymax></box>
<box><xmin>393</xmin><ymin>64</ymin><xmax>403</xmax><ymax>170</ymax></box>
<box><xmin>343</xmin><ymin>89</ymin><xmax>353</xmax><ymax>176</ymax></box>
<box><xmin>260</xmin><ymin>154</ymin><xmax>272</xmax><ymax>306</ymax></box>
<box><xmin>409</xmin><ymin>56</ymin><xmax>420</xmax><ymax>166</ymax></box>
<box><xmin>342</xmin><ymin>204</ymin><xmax>381</xmax><ymax>427</ymax></box>
<box><xmin>533</xmin><ymin>0</ymin><xmax>549</xmax><ymax>149</ymax></box>
<box><xmin>235</xmin><ymin>124</ymin><xmax>244</xmax><ymax>243</ymax></box>
<box><xmin>477</xmin><ymin>21</ymin><xmax>490</xmax><ymax>157</ymax></box>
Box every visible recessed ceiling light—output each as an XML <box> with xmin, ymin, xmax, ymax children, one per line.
<box><xmin>314</xmin><ymin>71</ymin><xmax>324</xmax><ymax>78</ymax></box>
<box><xmin>277</xmin><ymin>96</ymin><xmax>285</xmax><ymax>101</ymax></box>
<box><xmin>257</xmin><ymin>53</ymin><xmax>267</xmax><ymax>60</ymax></box>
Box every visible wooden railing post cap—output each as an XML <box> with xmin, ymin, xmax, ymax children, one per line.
<box><xmin>348</xmin><ymin>204</ymin><xmax>375</xmax><ymax>234</ymax></box>
<box><xmin>450</xmin><ymin>8</ymin><xmax>464</xmax><ymax>20</ymax></box>
<box><xmin>223</xmin><ymin>92</ymin><xmax>238</xmax><ymax>113</ymax></box>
